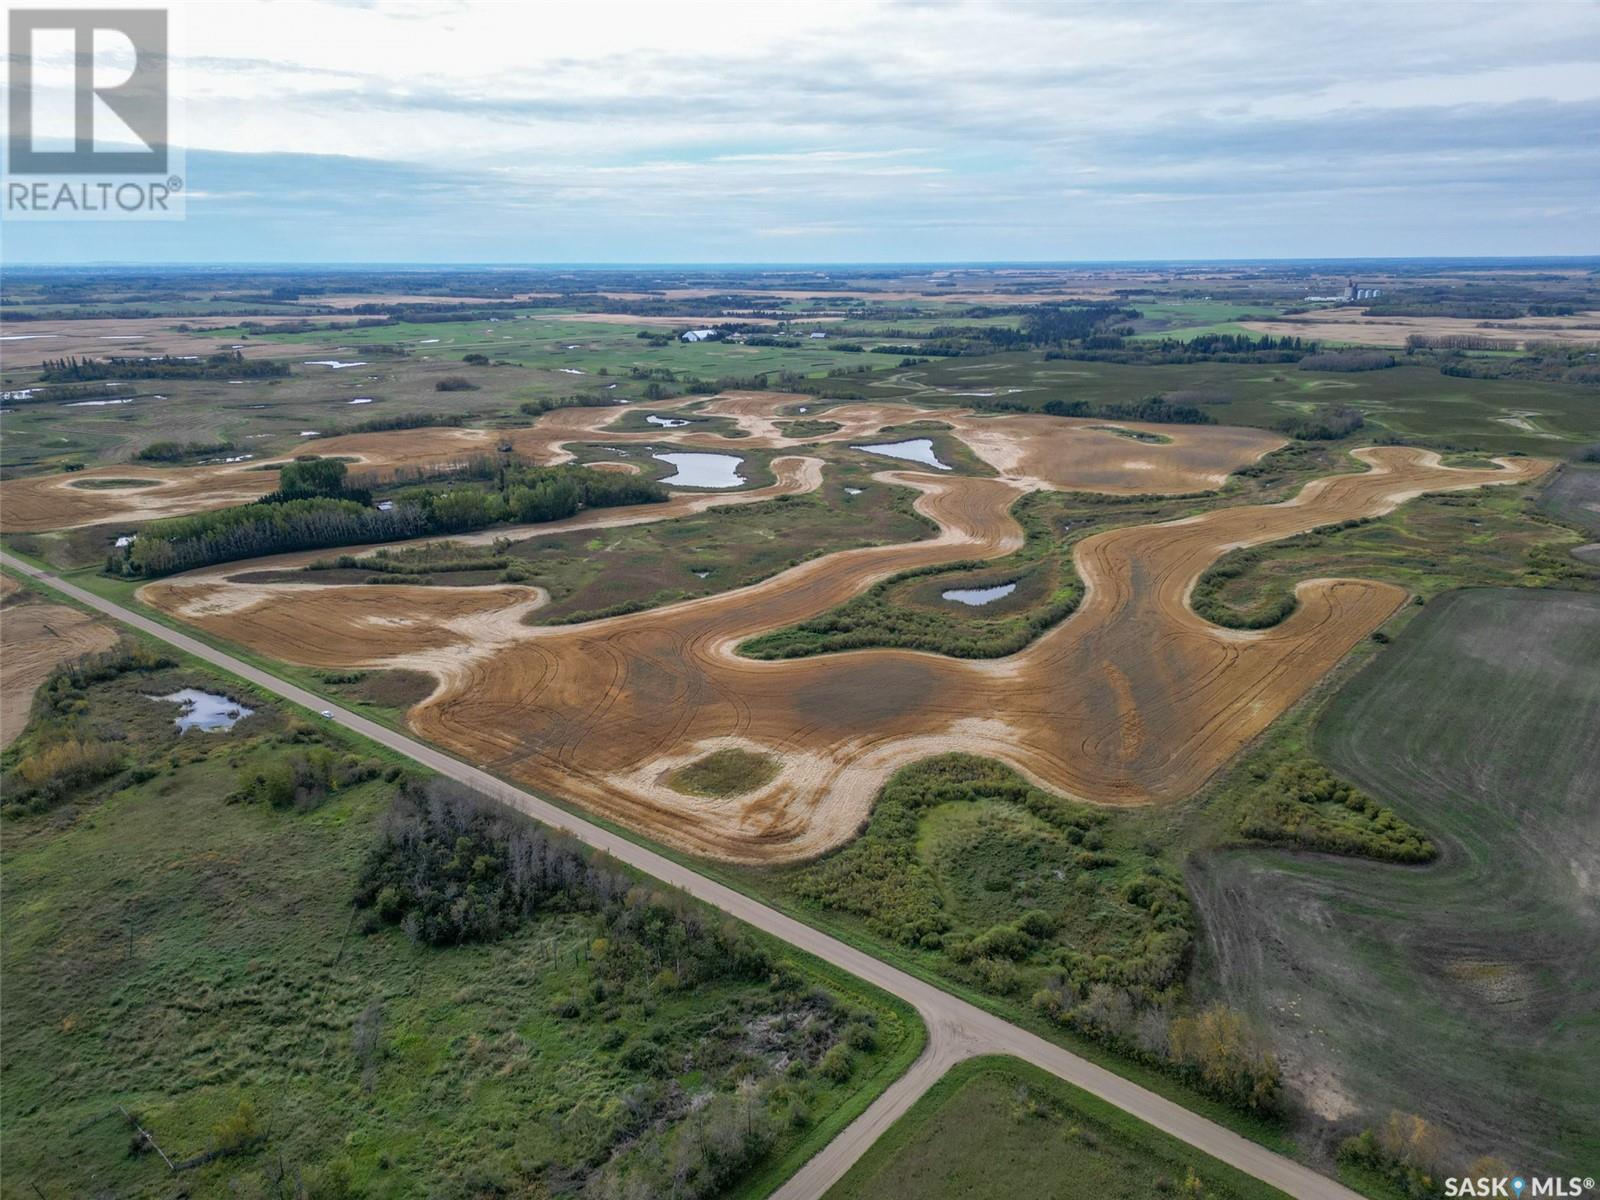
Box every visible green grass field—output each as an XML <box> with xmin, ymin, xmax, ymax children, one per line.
<box><xmin>1196</xmin><ymin>478</ymin><xmax>1599</xmax><ymax>626</ymax></box>
<box><xmin>668</xmin><ymin>748</ymin><xmax>781</xmax><ymax>798</ymax></box>
<box><xmin>883</xmin><ymin>355</ymin><xmax>1600</xmax><ymax>455</ymax></box>
<box><xmin>7</xmin><ymin>323</ymin><xmax>1597</xmax><ymax>485</ymax></box>
<box><xmin>1189</xmin><ymin>588</ymin><xmax>1600</xmax><ymax>1175</ymax></box>
<box><xmin>0</xmin><ymin>616</ymin><xmax>922</xmax><ymax>1199</ymax></box>
<box><xmin>0</xmin><ymin>313</ymin><xmax>880</xmax><ymax>479</ymax></box>
<box><xmin>823</xmin><ymin>1057</ymin><xmax>1288</xmax><ymax>1200</ymax></box>
<box><xmin>201</xmin><ymin>313</ymin><xmax>879</xmax><ymax>379</ymax></box>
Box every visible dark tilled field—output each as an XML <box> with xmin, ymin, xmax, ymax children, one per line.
<box><xmin>1189</xmin><ymin>588</ymin><xmax>1600</xmax><ymax>1171</ymax></box>
<box><xmin>1539</xmin><ymin>462</ymin><xmax>1600</xmax><ymax>539</ymax></box>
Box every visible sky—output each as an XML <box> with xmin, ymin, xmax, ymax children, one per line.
<box><xmin>3</xmin><ymin>0</ymin><xmax>1599</xmax><ymax>264</ymax></box>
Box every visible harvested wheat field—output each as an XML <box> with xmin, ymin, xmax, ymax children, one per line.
<box><xmin>1240</xmin><ymin>310</ymin><xmax>1600</xmax><ymax>349</ymax></box>
<box><xmin>141</xmin><ymin>408</ymin><xmax>1551</xmax><ymax>862</ymax></box>
<box><xmin>0</xmin><ymin>577</ymin><xmax>118</xmax><ymax>747</ymax></box>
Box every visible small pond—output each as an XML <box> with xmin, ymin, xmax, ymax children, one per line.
<box><xmin>654</xmin><ymin>452</ymin><xmax>745</xmax><ymax>489</ymax></box>
<box><xmin>148</xmin><ymin>688</ymin><xmax>255</xmax><ymax>733</ymax></box>
<box><xmin>647</xmin><ymin>414</ymin><xmax>689</xmax><ymax>428</ymax></box>
<box><xmin>851</xmin><ymin>438</ymin><xmax>952</xmax><ymax>470</ymax></box>
<box><xmin>941</xmin><ymin>582</ymin><xmax>1017</xmax><ymax>607</ymax></box>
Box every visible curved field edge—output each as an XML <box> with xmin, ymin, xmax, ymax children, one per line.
<box><xmin>733</xmin><ymin>442</ymin><xmax>1355</xmax><ymax>661</ymax></box>
<box><xmin>1191</xmin><ymin>477</ymin><xmax>1597</xmax><ymax>632</ymax></box>
<box><xmin>131</xmin><ymin>448</ymin><xmax>1549</xmax><ymax>866</ymax></box>
<box><xmin>0</xmin><ymin>581</ymin><xmax>928</xmax><ymax>1200</ymax></box>
<box><xmin>821</xmin><ymin>1056</ymin><xmax>1289</xmax><ymax>1200</ymax></box>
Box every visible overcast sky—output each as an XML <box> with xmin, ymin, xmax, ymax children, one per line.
<box><xmin>5</xmin><ymin>0</ymin><xmax>1599</xmax><ymax>263</ymax></box>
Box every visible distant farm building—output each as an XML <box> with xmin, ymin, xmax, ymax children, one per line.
<box><xmin>808</xmin><ymin>331</ymin><xmax>828</xmax><ymax>339</ymax></box>
<box><xmin>681</xmin><ymin>329</ymin><xmax>717</xmax><ymax>342</ymax></box>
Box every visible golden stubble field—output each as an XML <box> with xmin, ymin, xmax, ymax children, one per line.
<box><xmin>0</xmin><ymin>576</ymin><xmax>118</xmax><ymax>748</ymax></box>
<box><xmin>127</xmin><ymin>396</ymin><xmax>1551</xmax><ymax>862</ymax></box>
<box><xmin>1240</xmin><ymin>310</ymin><xmax>1600</xmax><ymax>349</ymax></box>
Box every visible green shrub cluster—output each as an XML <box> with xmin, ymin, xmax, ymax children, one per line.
<box><xmin>1166</xmin><ymin>1005</ymin><xmax>1283</xmax><ymax>1116</ymax></box>
<box><xmin>1275</xmin><ymin>404</ymin><xmax>1366</xmax><ymax>440</ymax></box>
<box><xmin>520</xmin><ymin>391</ymin><xmax>626</xmax><ymax>414</ymax></box>
<box><xmin>1339</xmin><ymin>1112</ymin><xmax>1459</xmax><ymax>1200</ymax></box>
<box><xmin>135</xmin><ymin>439</ymin><xmax>237</xmax><ymax>462</ymax></box>
<box><xmin>1232</xmin><ymin>753</ymin><xmax>1437</xmax><ymax>863</ymax></box>
<box><xmin>1190</xmin><ymin>516</ymin><xmax>1377</xmax><ymax>630</ymax></box>
<box><xmin>1296</xmin><ymin>350</ymin><xmax>1396</xmax><ymax>373</ymax></box>
<box><xmin>786</xmin><ymin>754</ymin><xmax>1293</xmax><ymax>1114</ymax></box>
<box><xmin>356</xmin><ymin>782</ymin><xmax>768</xmax><ymax>984</ymax></box>
<box><xmin>231</xmin><ymin>747</ymin><xmax>382</xmax><ymax>811</ymax></box>
<box><xmin>311</xmin><ymin>540</ymin><xmax>509</xmax><ymax>577</ymax></box>
<box><xmin>310</xmin><ymin>411</ymin><xmax>465</xmax><ymax>437</ymax></box>
<box><xmin>743</xmin><ymin>559</ymin><xmax>1081</xmax><ymax>659</ymax></box>
<box><xmin>794</xmin><ymin>755</ymin><xmax>1190</xmax><ymax>1016</ymax></box>
<box><xmin>350</xmin><ymin>784</ymin><xmax>901</xmax><ymax>1191</ymax></box>
<box><xmin>5</xmin><ymin>738</ymin><xmax>125</xmax><ymax>813</ymax></box>
<box><xmin>740</xmin><ymin>489</ymin><xmax>1081</xmax><ymax>660</ymax></box>
<box><xmin>1190</xmin><ymin>551</ymin><xmax>1299</xmax><ymax>629</ymax></box>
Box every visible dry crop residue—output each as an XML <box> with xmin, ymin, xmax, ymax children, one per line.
<box><xmin>135</xmin><ymin>396</ymin><xmax>1551</xmax><ymax>863</ymax></box>
<box><xmin>0</xmin><ymin>577</ymin><xmax>119</xmax><ymax>747</ymax></box>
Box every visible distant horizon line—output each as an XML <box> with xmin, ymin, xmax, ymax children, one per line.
<box><xmin>6</xmin><ymin>254</ymin><xmax>1599</xmax><ymax>272</ymax></box>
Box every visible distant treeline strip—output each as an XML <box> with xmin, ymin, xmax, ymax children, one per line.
<box><xmin>1049</xmin><ymin>332</ymin><xmax>1316</xmax><ymax>366</ymax></box>
<box><xmin>308</xmin><ymin>411</ymin><xmax>467</xmax><ymax>438</ymax></box>
<box><xmin>980</xmin><ymin>395</ymin><xmax>1217</xmax><ymax>425</ymax></box>
<box><xmin>39</xmin><ymin>351</ymin><xmax>289</xmax><ymax>381</ymax></box>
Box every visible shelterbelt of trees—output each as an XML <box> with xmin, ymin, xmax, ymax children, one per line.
<box><xmin>38</xmin><ymin>351</ymin><xmax>289</xmax><ymax>381</ymax></box>
<box><xmin>113</xmin><ymin>459</ymin><xmax>665</xmax><ymax>577</ymax></box>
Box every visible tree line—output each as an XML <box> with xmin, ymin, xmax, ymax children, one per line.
<box><xmin>979</xmin><ymin>394</ymin><xmax>1216</xmax><ymax>425</ymax></box>
<box><xmin>39</xmin><ymin>351</ymin><xmax>288</xmax><ymax>381</ymax></box>
<box><xmin>112</xmin><ymin>458</ymin><xmax>666</xmax><ymax>577</ymax></box>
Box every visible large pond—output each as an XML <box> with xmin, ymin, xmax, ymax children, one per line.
<box><xmin>851</xmin><ymin>438</ymin><xmax>952</xmax><ymax>470</ymax></box>
<box><xmin>654</xmin><ymin>452</ymin><xmax>745</xmax><ymax>488</ymax></box>
<box><xmin>941</xmin><ymin>582</ymin><xmax>1017</xmax><ymax>607</ymax></box>
<box><xmin>148</xmin><ymin>688</ymin><xmax>255</xmax><ymax>732</ymax></box>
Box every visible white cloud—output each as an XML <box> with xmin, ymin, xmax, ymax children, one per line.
<box><xmin>7</xmin><ymin>0</ymin><xmax>1597</xmax><ymax>259</ymax></box>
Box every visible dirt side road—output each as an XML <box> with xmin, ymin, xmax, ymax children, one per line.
<box><xmin>0</xmin><ymin>551</ymin><xmax>1360</xmax><ymax>1200</ymax></box>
